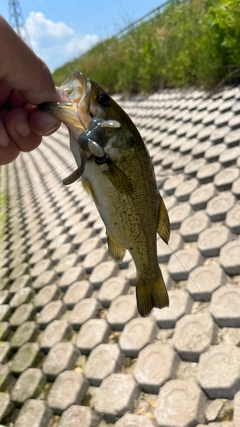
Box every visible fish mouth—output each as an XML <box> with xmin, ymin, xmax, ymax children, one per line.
<box><xmin>39</xmin><ymin>71</ymin><xmax>92</xmax><ymax>132</ymax></box>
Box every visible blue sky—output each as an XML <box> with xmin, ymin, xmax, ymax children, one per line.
<box><xmin>1</xmin><ymin>0</ymin><xmax>164</xmax><ymax>72</ymax></box>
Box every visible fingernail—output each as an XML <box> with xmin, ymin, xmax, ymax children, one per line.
<box><xmin>0</xmin><ymin>120</ymin><xmax>9</xmax><ymax>147</ymax></box>
<box><xmin>40</xmin><ymin>114</ymin><xmax>60</xmax><ymax>135</ymax></box>
<box><xmin>43</xmin><ymin>123</ymin><xmax>60</xmax><ymax>136</ymax></box>
<box><xmin>15</xmin><ymin>120</ymin><xmax>31</xmax><ymax>137</ymax></box>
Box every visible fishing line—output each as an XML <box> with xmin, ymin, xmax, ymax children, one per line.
<box><xmin>143</xmin><ymin>72</ymin><xmax>240</xmax><ymax>345</ymax></box>
<box><xmin>208</xmin><ymin>68</ymin><xmax>240</xmax><ymax>96</ymax></box>
<box><xmin>167</xmin><ymin>242</ymin><xmax>239</xmax><ymax>345</ymax></box>
<box><xmin>156</xmin><ymin>75</ymin><xmax>240</xmax><ymax>344</ymax></box>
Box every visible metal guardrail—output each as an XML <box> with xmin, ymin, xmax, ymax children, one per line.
<box><xmin>114</xmin><ymin>0</ymin><xmax>179</xmax><ymax>39</ymax></box>
<box><xmin>75</xmin><ymin>0</ymin><xmax>182</xmax><ymax>61</ymax></box>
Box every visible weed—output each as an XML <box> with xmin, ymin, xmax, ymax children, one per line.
<box><xmin>52</xmin><ymin>0</ymin><xmax>240</xmax><ymax>93</ymax></box>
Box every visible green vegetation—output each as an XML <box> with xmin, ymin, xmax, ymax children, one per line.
<box><xmin>53</xmin><ymin>0</ymin><xmax>240</xmax><ymax>94</ymax></box>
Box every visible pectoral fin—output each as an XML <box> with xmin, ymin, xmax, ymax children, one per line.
<box><xmin>103</xmin><ymin>164</ymin><xmax>133</xmax><ymax>195</ymax></box>
<box><xmin>157</xmin><ymin>196</ymin><xmax>170</xmax><ymax>244</ymax></box>
<box><xmin>107</xmin><ymin>232</ymin><xmax>126</xmax><ymax>263</ymax></box>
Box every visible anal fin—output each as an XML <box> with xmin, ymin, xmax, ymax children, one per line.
<box><xmin>107</xmin><ymin>231</ymin><xmax>126</xmax><ymax>263</ymax></box>
<box><xmin>157</xmin><ymin>196</ymin><xmax>170</xmax><ymax>244</ymax></box>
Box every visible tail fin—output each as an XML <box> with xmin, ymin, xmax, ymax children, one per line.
<box><xmin>136</xmin><ymin>270</ymin><xmax>169</xmax><ymax>317</ymax></box>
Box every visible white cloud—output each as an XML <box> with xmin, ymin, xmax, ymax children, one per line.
<box><xmin>26</xmin><ymin>12</ymin><xmax>74</xmax><ymax>39</ymax></box>
<box><xmin>64</xmin><ymin>34</ymin><xmax>100</xmax><ymax>57</ymax></box>
<box><xmin>25</xmin><ymin>12</ymin><xmax>100</xmax><ymax>71</ymax></box>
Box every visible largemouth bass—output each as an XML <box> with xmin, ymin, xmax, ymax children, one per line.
<box><xmin>40</xmin><ymin>71</ymin><xmax>170</xmax><ymax>317</ymax></box>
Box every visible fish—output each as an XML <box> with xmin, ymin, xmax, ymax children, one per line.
<box><xmin>39</xmin><ymin>70</ymin><xmax>170</xmax><ymax>316</ymax></box>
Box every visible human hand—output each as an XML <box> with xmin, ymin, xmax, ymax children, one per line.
<box><xmin>0</xmin><ymin>16</ymin><xmax>62</xmax><ymax>165</ymax></box>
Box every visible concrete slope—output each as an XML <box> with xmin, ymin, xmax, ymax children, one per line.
<box><xmin>0</xmin><ymin>86</ymin><xmax>240</xmax><ymax>427</ymax></box>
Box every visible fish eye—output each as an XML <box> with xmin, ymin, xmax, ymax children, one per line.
<box><xmin>98</xmin><ymin>93</ymin><xmax>110</xmax><ymax>107</ymax></box>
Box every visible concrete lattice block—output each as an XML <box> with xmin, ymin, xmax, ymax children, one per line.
<box><xmin>58</xmin><ymin>266</ymin><xmax>86</xmax><ymax>291</ymax></box>
<box><xmin>232</xmin><ymin>177</ymin><xmax>240</xmax><ymax>199</ymax></box>
<box><xmin>11</xmin><ymin>343</ymin><xmax>40</xmax><ymax>375</ymax></box>
<box><xmin>0</xmin><ymin>392</ymin><xmax>14</xmax><ymax>422</ymax></box>
<box><xmin>234</xmin><ymin>390</ymin><xmax>240</xmax><ymax>427</ymax></box>
<box><xmin>134</xmin><ymin>343</ymin><xmax>180</xmax><ymax>393</ymax></box>
<box><xmin>63</xmin><ymin>281</ymin><xmax>93</xmax><ymax>309</ymax></box>
<box><xmin>180</xmin><ymin>212</ymin><xmax>210</xmax><ymax>242</ymax></box>
<box><xmin>34</xmin><ymin>284</ymin><xmax>61</xmax><ymax>311</ymax></box>
<box><xmin>97</xmin><ymin>277</ymin><xmax>129</xmax><ymax>308</ymax></box>
<box><xmin>76</xmin><ymin>319</ymin><xmax>111</xmax><ymax>355</ymax></box>
<box><xmin>157</xmin><ymin>231</ymin><xmax>184</xmax><ymax>263</ymax></box>
<box><xmin>210</xmin><ymin>284</ymin><xmax>240</xmax><ymax>327</ymax></box>
<box><xmin>190</xmin><ymin>183</ymin><xmax>216</xmax><ymax>211</ymax></box>
<box><xmin>152</xmin><ymin>289</ymin><xmax>193</xmax><ymax>328</ymax></box>
<box><xmin>10</xmin><ymin>321</ymin><xmax>39</xmax><ymax>350</ymax></box>
<box><xmin>155</xmin><ymin>379</ymin><xmax>206</xmax><ymax>427</ymax></box>
<box><xmin>40</xmin><ymin>320</ymin><xmax>73</xmax><ymax>352</ymax></box>
<box><xmin>10</xmin><ymin>288</ymin><xmax>35</xmax><ymax>308</ymax></box>
<box><xmin>85</xmin><ymin>343</ymin><xmax>124</xmax><ymax>386</ymax></box>
<box><xmin>11</xmin><ymin>368</ymin><xmax>46</xmax><ymax>405</ymax></box>
<box><xmin>175</xmin><ymin>178</ymin><xmax>199</xmax><ymax>202</ymax></box>
<box><xmin>115</xmin><ymin>413</ymin><xmax>155</xmax><ymax>427</ymax></box>
<box><xmin>79</xmin><ymin>237</ymin><xmax>102</xmax><ymax>260</ymax></box>
<box><xmin>119</xmin><ymin>317</ymin><xmax>158</xmax><ymax>357</ymax></box>
<box><xmin>168</xmin><ymin>248</ymin><xmax>203</xmax><ymax>281</ymax></box>
<box><xmin>169</xmin><ymin>203</ymin><xmax>193</xmax><ymax>229</ymax></box>
<box><xmin>186</xmin><ymin>263</ymin><xmax>226</xmax><ymax>301</ymax></box>
<box><xmin>226</xmin><ymin>203</ymin><xmax>240</xmax><ymax>234</ymax></box>
<box><xmin>205</xmin><ymin>143</ymin><xmax>225</xmax><ymax>162</ymax></box>
<box><xmin>163</xmin><ymin>174</ymin><xmax>186</xmax><ymax>195</ymax></box>
<box><xmin>198</xmin><ymin>344</ymin><xmax>240</xmax><ymax>398</ymax></box>
<box><xmin>14</xmin><ymin>399</ymin><xmax>52</xmax><ymax>427</ymax></box>
<box><xmin>197</xmin><ymin>225</ymin><xmax>231</xmax><ymax>257</ymax></box>
<box><xmin>214</xmin><ymin>167</ymin><xmax>239</xmax><ymax>191</ymax></box>
<box><xmin>47</xmin><ymin>370</ymin><xmax>89</xmax><ymax>414</ymax></box>
<box><xmin>82</xmin><ymin>247</ymin><xmax>108</xmax><ymax>273</ymax></box>
<box><xmin>93</xmin><ymin>373</ymin><xmax>140</xmax><ymax>422</ymax></box>
<box><xmin>10</xmin><ymin>303</ymin><xmax>36</xmax><ymax>329</ymax></box>
<box><xmin>197</xmin><ymin>162</ymin><xmax>221</xmax><ymax>184</ymax></box>
<box><xmin>58</xmin><ymin>405</ymin><xmax>99</xmax><ymax>427</ymax></box>
<box><xmin>37</xmin><ymin>301</ymin><xmax>66</xmax><ymax>329</ymax></box>
<box><xmin>42</xmin><ymin>342</ymin><xmax>80</xmax><ymax>380</ymax></box>
<box><xmin>70</xmin><ymin>298</ymin><xmax>100</xmax><ymax>329</ymax></box>
<box><xmin>107</xmin><ymin>295</ymin><xmax>138</xmax><ymax>331</ymax></box>
<box><xmin>219</xmin><ymin>241</ymin><xmax>240</xmax><ymax>275</ymax></box>
<box><xmin>207</xmin><ymin>193</ymin><xmax>236</xmax><ymax>221</ymax></box>
<box><xmin>89</xmin><ymin>261</ymin><xmax>119</xmax><ymax>288</ymax></box>
<box><xmin>173</xmin><ymin>313</ymin><xmax>218</xmax><ymax>361</ymax></box>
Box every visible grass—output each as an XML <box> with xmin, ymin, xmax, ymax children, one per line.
<box><xmin>53</xmin><ymin>0</ymin><xmax>240</xmax><ymax>94</ymax></box>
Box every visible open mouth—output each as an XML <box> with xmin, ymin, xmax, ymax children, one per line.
<box><xmin>39</xmin><ymin>71</ymin><xmax>92</xmax><ymax>132</ymax></box>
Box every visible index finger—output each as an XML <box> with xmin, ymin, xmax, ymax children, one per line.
<box><xmin>0</xmin><ymin>16</ymin><xmax>59</xmax><ymax>105</ymax></box>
